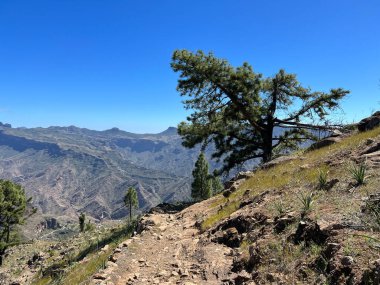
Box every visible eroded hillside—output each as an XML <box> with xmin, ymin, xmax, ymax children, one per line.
<box><xmin>0</xmin><ymin>125</ymin><xmax>196</xmax><ymax>221</ymax></box>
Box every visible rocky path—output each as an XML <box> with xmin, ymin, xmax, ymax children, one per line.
<box><xmin>90</xmin><ymin>201</ymin><xmax>234</xmax><ymax>285</ymax></box>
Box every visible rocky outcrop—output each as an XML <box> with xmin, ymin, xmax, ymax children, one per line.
<box><xmin>309</xmin><ymin>136</ymin><xmax>342</xmax><ymax>150</ymax></box>
<box><xmin>291</xmin><ymin>220</ymin><xmax>329</xmax><ymax>246</ymax></box>
<box><xmin>148</xmin><ymin>202</ymin><xmax>193</xmax><ymax>214</ymax></box>
<box><xmin>358</xmin><ymin>111</ymin><xmax>380</xmax><ymax>131</ymax></box>
<box><xmin>261</xmin><ymin>155</ymin><xmax>298</xmax><ymax>169</ymax></box>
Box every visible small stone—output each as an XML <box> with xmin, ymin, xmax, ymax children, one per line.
<box><xmin>180</xmin><ymin>268</ymin><xmax>189</xmax><ymax>277</ymax></box>
<box><xmin>372</xmin><ymin>259</ymin><xmax>380</xmax><ymax>267</ymax></box>
<box><xmin>324</xmin><ymin>243</ymin><xmax>341</xmax><ymax>258</ymax></box>
<box><xmin>106</xmin><ymin>261</ymin><xmax>118</xmax><ymax>267</ymax></box>
<box><xmin>121</xmin><ymin>240</ymin><xmax>131</xmax><ymax>247</ymax></box>
<box><xmin>109</xmin><ymin>255</ymin><xmax>118</xmax><ymax>263</ymax></box>
<box><xmin>157</xmin><ymin>270</ymin><xmax>168</xmax><ymax>277</ymax></box>
<box><xmin>341</xmin><ymin>256</ymin><xmax>354</xmax><ymax>266</ymax></box>
<box><xmin>93</xmin><ymin>273</ymin><xmax>107</xmax><ymax>280</ymax></box>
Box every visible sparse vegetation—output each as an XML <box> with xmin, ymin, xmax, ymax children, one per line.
<box><xmin>32</xmin><ymin>220</ymin><xmax>137</xmax><ymax>285</ymax></box>
<box><xmin>296</xmin><ymin>191</ymin><xmax>315</xmax><ymax>215</ymax></box>
<box><xmin>348</xmin><ymin>161</ymin><xmax>367</xmax><ymax>185</ymax></box>
<box><xmin>202</xmin><ymin>126</ymin><xmax>380</xmax><ymax>232</ymax></box>
<box><xmin>273</xmin><ymin>200</ymin><xmax>287</xmax><ymax>216</ymax></box>
<box><xmin>198</xmin><ymin>125</ymin><xmax>380</xmax><ymax>284</ymax></box>
<box><xmin>317</xmin><ymin>167</ymin><xmax>329</xmax><ymax>190</ymax></box>
<box><xmin>85</xmin><ymin>221</ymin><xmax>95</xmax><ymax>232</ymax></box>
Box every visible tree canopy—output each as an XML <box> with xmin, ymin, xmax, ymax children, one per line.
<box><xmin>171</xmin><ymin>50</ymin><xmax>349</xmax><ymax>173</ymax></box>
<box><xmin>191</xmin><ymin>152</ymin><xmax>212</xmax><ymax>201</ymax></box>
<box><xmin>0</xmin><ymin>179</ymin><xmax>34</xmax><ymax>265</ymax></box>
<box><xmin>79</xmin><ymin>212</ymin><xmax>86</xmax><ymax>232</ymax></box>
<box><xmin>124</xmin><ymin>187</ymin><xmax>139</xmax><ymax>221</ymax></box>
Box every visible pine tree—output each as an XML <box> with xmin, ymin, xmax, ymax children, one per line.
<box><xmin>0</xmin><ymin>180</ymin><xmax>35</xmax><ymax>266</ymax></box>
<box><xmin>210</xmin><ymin>170</ymin><xmax>224</xmax><ymax>195</ymax></box>
<box><xmin>171</xmin><ymin>50</ymin><xmax>349</xmax><ymax>173</ymax></box>
<box><xmin>124</xmin><ymin>187</ymin><xmax>139</xmax><ymax>222</ymax></box>
<box><xmin>79</xmin><ymin>212</ymin><xmax>86</xmax><ymax>232</ymax></box>
<box><xmin>191</xmin><ymin>152</ymin><xmax>212</xmax><ymax>201</ymax></box>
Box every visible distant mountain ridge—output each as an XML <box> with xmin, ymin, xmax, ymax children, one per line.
<box><xmin>0</xmin><ymin>124</ymin><xmax>200</xmax><ymax>220</ymax></box>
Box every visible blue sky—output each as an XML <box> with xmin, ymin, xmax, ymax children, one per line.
<box><xmin>0</xmin><ymin>0</ymin><xmax>379</xmax><ymax>133</ymax></box>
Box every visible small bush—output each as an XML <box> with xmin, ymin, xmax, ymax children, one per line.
<box><xmin>297</xmin><ymin>191</ymin><xmax>315</xmax><ymax>215</ymax></box>
<box><xmin>85</xmin><ymin>222</ymin><xmax>95</xmax><ymax>232</ymax></box>
<box><xmin>273</xmin><ymin>200</ymin><xmax>290</xmax><ymax>216</ymax></box>
<box><xmin>317</xmin><ymin>167</ymin><xmax>329</xmax><ymax>190</ymax></box>
<box><xmin>348</xmin><ymin>162</ymin><xmax>367</xmax><ymax>185</ymax></box>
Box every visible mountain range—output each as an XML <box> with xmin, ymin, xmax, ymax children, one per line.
<box><xmin>0</xmin><ymin>124</ymin><xmax>205</xmax><ymax>220</ymax></box>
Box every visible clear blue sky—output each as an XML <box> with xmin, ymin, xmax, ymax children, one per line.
<box><xmin>0</xmin><ymin>0</ymin><xmax>379</xmax><ymax>133</ymax></box>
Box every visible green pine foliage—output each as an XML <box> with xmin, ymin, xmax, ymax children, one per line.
<box><xmin>171</xmin><ymin>49</ymin><xmax>349</xmax><ymax>173</ymax></box>
<box><xmin>210</xmin><ymin>170</ymin><xmax>224</xmax><ymax>195</ymax></box>
<box><xmin>79</xmin><ymin>213</ymin><xmax>86</xmax><ymax>232</ymax></box>
<box><xmin>124</xmin><ymin>187</ymin><xmax>139</xmax><ymax>221</ymax></box>
<box><xmin>0</xmin><ymin>179</ymin><xmax>33</xmax><ymax>266</ymax></box>
<box><xmin>191</xmin><ymin>152</ymin><xmax>212</xmax><ymax>201</ymax></box>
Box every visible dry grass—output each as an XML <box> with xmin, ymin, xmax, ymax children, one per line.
<box><xmin>202</xmin><ymin>127</ymin><xmax>380</xmax><ymax>231</ymax></box>
<box><xmin>31</xmin><ymin>221</ymin><xmax>136</xmax><ymax>285</ymax></box>
<box><xmin>59</xmin><ymin>247</ymin><xmax>112</xmax><ymax>284</ymax></box>
<box><xmin>199</xmin><ymin>127</ymin><xmax>380</xmax><ymax>284</ymax></box>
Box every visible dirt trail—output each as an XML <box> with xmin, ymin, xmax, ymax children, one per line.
<box><xmin>90</xmin><ymin>200</ymin><xmax>234</xmax><ymax>285</ymax></box>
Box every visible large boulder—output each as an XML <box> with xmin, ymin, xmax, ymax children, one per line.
<box><xmin>291</xmin><ymin>220</ymin><xmax>328</xmax><ymax>246</ymax></box>
<box><xmin>358</xmin><ymin>111</ymin><xmax>380</xmax><ymax>132</ymax></box>
<box><xmin>261</xmin><ymin>155</ymin><xmax>298</xmax><ymax>169</ymax></box>
<box><xmin>308</xmin><ymin>136</ymin><xmax>342</xmax><ymax>151</ymax></box>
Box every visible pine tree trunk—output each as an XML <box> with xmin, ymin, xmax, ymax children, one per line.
<box><xmin>262</xmin><ymin>125</ymin><xmax>274</xmax><ymax>163</ymax></box>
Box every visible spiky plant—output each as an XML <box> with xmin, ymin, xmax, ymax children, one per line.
<box><xmin>348</xmin><ymin>162</ymin><xmax>367</xmax><ymax>185</ymax></box>
<box><xmin>317</xmin><ymin>167</ymin><xmax>329</xmax><ymax>190</ymax></box>
<box><xmin>296</xmin><ymin>191</ymin><xmax>315</xmax><ymax>215</ymax></box>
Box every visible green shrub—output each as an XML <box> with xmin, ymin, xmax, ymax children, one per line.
<box><xmin>317</xmin><ymin>167</ymin><xmax>329</xmax><ymax>190</ymax></box>
<box><xmin>85</xmin><ymin>221</ymin><xmax>95</xmax><ymax>232</ymax></box>
<box><xmin>297</xmin><ymin>191</ymin><xmax>315</xmax><ymax>215</ymax></box>
<box><xmin>273</xmin><ymin>200</ymin><xmax>287</xmax><ymax>216</ymax></box>
<box><xmin>348</xmin><ymin>162</ymin><xmax>367</xmax><ymax>185</ymax></box>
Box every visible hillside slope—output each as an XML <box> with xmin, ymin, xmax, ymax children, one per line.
<box><xmin>0</xmin><ymin>125</ymin><xmax>197</xmax><ymax>220</ymax></box>
<box><xmin>91</xmin><ymin>124</ymin><xmax>380</xmax><ymax>284</ymax></box>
